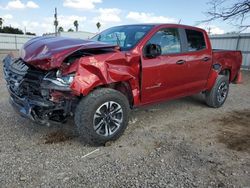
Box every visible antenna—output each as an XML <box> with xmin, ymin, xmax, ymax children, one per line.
<box><xmin>178</xmin><ymin>19</ymin><xmax>181</xmax><ymax>24</ymax></box>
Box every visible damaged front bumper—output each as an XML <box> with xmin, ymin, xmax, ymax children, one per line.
<box><xmin>8</xmin><ymin>85</ymin><xmax>55</xmax><ymax>123</ymax></box>
<box><xmin>2</xmin><ymin>55</ymin><xmax>78</xmax><ymax>125</ymax></box>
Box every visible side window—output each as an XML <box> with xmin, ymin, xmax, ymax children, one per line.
<box><xmin>185</xmin><ymin>29</ymin><xmax>206</xmax><ymax>51</ymax></box>
<box><xmin>147</xmin><ymin>28</ymin><xmax>181</xmax><ymax>54</ymax></box>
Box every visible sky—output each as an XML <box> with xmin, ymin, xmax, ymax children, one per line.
<box><xmin>0</xmin><ymin>0</ymin><xmax>249</xmax><ymax>36</ymax></box>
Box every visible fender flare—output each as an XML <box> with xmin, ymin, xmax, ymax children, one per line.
<box><xmin>205</xmin><ymin>69</ymin><xmax>219</xmax><ymax>91</ymax></box>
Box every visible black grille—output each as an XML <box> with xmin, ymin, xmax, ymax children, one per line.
<box><xmin>5</xmin><ymin>59</ymin><xmax>46</xmax><ymax>98</ymax></box>
<box><xmin>9</xmin><ymin>59</ymin><xmax>29</xmax><ymax>75</ymax></box>
<box><xmin>21</xmin><ymin>68</ymin><xmax>46</xmax><ymax>97</ymax></box>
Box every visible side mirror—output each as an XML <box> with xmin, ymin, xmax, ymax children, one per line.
<box><xmin>144</xmin><ymin>43</ymin><xmax>162</xmax><ymax>58</ymax></box>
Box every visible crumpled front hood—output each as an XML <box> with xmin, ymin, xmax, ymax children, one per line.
<box><xmin>20</xmin><ymin>36</ymin><xmax>117</xmax><ymax>70</ymax></box>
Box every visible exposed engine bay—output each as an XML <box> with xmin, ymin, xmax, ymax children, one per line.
<box><xmin>3</xmin><ymin>55</ymin><xmax>79</xmax><ymax>125</ymax></box>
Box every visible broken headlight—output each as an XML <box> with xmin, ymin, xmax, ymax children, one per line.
<box><xmin>55</xmin><ymin>70</ymin><xmax>75</xmax><ymax>85</ymax></box>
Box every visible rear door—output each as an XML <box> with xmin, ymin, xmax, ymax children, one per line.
<box><xmin>182</xmin><ymin>29</ymin><xmax>213</xmax><ymax>93</ymax></box>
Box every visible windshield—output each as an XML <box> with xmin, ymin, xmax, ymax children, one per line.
<box><xmin>92</xmin><ymin>25</ymin><xmax>154</xmax><ymax>51</ymax></box>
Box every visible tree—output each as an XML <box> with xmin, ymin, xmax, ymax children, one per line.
<box><xmin>0</xmin><ymin>18</ymin><xmax>3</xmax><ymax>29</ymax></box>
<box><xmin>0</xmin><ymin>26</ymin><xmax>24</xmax><ymax>34</ymax></box>
<box><xmin>96</xmin><ymin>22</ymin><xmax>101</xmax><ymax>32</ymax></box>
<box><xmin>202</xmin><ymin>0</ymin><xmax>250</xmax><ymax>30</ymax></box>
<box><xmin>58</xmin><ymin>26</ymin><xmax>64</xmax><ymax>33</ymax></box>
<box><xmin>74</xmin><ymin>20</ymin><xmax>79</xmax><ymax>32</ymax></box>
<box><xmin>26</xmin><ymin>32</ymin><xmax>36</xmax><ymax>36</ymax></box>
<box><xmin>68</xmin><ymin>28</ymin><xmax>74</xmax><ymax>32</ymax></box>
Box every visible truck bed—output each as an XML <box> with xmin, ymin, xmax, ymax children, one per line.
<box><xmin>212</xmin><ymin>49</ymin><xmax>242</xmax><ymax>82</ymax></box>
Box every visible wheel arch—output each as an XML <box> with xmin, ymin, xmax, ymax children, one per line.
<box><xmin>219</xmin><ymin>68</ymin><xmax>231</xmax><ymax>81</ymax></box>
<box><xmin>206</xmin><ymin>64</ymin><xmax>231</xmax><ymax>91</ymax></box>
<box><xmin>89</xmin><ymin>81</ymin><xmax>134</xmax><ymax>108</ymax></box>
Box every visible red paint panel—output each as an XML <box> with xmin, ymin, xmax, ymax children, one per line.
<box><xmin>19</xmin><ymin>24</ymin><xmax>242</xmax><ymax>107</ymax></box>
<box><xmin>21</xmin><ymin>36</ymin><xmax>117</xmax><ymax>70</ymax></box>
<box><xmin>69</xmin><ymin>50</ymin><xmax>141</xmax><ymax>104</ymax></box>
<box><xmin>205</xmin><ymin>69</ymin><xmax>219</xmax><ymax>90</ymax></box>
<box><xmin>212</xmin><ymin>50</ymin><xmax>242</xmax><ymax>82</ymax></box>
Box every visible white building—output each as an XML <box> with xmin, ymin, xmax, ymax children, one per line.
<box><xmin>59</xmin><ymin>31</ymin><xmax>96</xmax><ymax>39</ymax></box>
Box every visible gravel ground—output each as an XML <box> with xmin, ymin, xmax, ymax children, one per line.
<box><xmin>0</xmin><ymin>64</ymin><xmax>249</xmax><ymax>188</ymax></box>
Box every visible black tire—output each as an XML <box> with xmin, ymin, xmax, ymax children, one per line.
<box><xmin>205</xmin><ymin>75</ymin><xmax>229</xmax><ymax>108</ymax></box>
<box><xmin>74</xmin><ymin>88</ymin><xmax>130</xmax><ymax>146</ymax></box>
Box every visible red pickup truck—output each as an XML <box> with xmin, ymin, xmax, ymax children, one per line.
<box><xmin>3</xmin><ymin>24</ymin><xmax>242</xmax><ymax>145</ymax></box>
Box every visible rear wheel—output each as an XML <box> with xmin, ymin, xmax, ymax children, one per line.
<box><xmin>74</xmin><ymin>88</ymin><xmax>130</xmax><ymax>146</ymax></box>
<box><xmin>205</xmin><ymin>75</ymin><xmax>229</xmax><ymax>108</ymax></box>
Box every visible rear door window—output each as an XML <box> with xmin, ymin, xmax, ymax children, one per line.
<box><xmin>185</xmin><ymin>29</ymin><xmax>206</xmax><ymax>52</ymax></box>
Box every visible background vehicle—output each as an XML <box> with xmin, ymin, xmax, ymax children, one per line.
<box><xmin>2</xmin><ymin>24</ymin><xmax>242</xmax><ymax>145</ymax></box>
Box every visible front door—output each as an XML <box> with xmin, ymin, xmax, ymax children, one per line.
<box><xmin>141</xmin><ymin>28</ymin><xmax>190</xmax><ymax>104</ymax></box>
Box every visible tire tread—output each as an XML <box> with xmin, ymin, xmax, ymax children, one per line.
<box><xmin>74</xmin><ymin>88</ymin><xmax>130</xmax><ymax>146</ymax></box>
<box><xmin>205</xmin><ymin>75</ymin><xmax>229</xmax><ymax>108</ymax></box>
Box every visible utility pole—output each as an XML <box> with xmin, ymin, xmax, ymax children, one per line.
<box><xmin>208</xmin><ymin>27</ymin><xmax>211</xmax><ymax>35</ymax></box>
<box><xmin>54</xmin><ymin>8</ymin><xmax>58</xmax><ymax>36</ymax></box>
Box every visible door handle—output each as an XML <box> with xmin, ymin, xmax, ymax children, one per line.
<box><xmin>202</xmin><ymin>57</ymin><xmax>210</xmax><ymax>62</ymax></box>
<box><xmin>176</xmin><ymin>60</ymin><xmax>186</xmax><ymax>65</ymax></box>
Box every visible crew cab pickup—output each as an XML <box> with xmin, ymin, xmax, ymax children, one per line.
<box><xmin>2</xmin><ymin>24</ymin><xmax>242</xmax><ymax>145</ymax></box>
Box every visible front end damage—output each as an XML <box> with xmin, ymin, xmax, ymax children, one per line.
<box><xmin>2</xmin><ymin>37</ymin><xmax>141</xmax><ymax>125</ymax></box>
<box><xmin>3</xmin><ymin>55</ymin><xmax>79</xmax><ymax>125</ymax></box>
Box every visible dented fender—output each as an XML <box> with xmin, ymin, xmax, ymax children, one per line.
<box><xmin>69</xmin><ymin>51</ymin><xmax>141</xmax><ymax>105</ymax></box>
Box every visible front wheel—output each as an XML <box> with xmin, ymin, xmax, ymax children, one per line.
<box><xmin>205</xmin><ymin>75</ymin><xmax>229</xmax><ymax>108</ymax></box>
<box><xmin>74</xmin><ymin>88</ymin><xmax>130</xmax><ymax>146</ymax></box>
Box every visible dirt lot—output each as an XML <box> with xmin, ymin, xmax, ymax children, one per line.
<box><xmin>0</xmin><ymin>64</ymin><xmax>249</xmax><ymax>187</ymax></box>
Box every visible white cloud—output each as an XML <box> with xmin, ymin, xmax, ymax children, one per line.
<box><xmin>1</xmin><ymin>14</ymin><xmax>13</xmax><ymax>20</ymax></box>
<box><xmin>21</xmin><ymin>20</ymin><xmax>39</xmax><ymax>33</ymax></box>
<box><xmin>209</xmin><ymin>27</ymin><xmax>224</xmax><ymax>35</ymax></box>
<box><xmin>63</xmin><ymin>0</ymin><xmax>102</xmax><ymax>10</ymax></box>
<box><xmin>26</xmin><ymin>1</ymin><xmax>39</xmax><ymax>8</ymax></box>
<box><xmin>92</xmin><ymin>8</ymin><xmax>121</xmax><ymax>25</ymax></box>
<box><xmin>198</xmin><ymin>24</ymin><xmax>225</xmax><ymax>35</ymax></box>
<box><xmin>245</xmin><ymin>27</ymin><xmax>250</xmax><ymax>33</ymax></box>
<box><xmin>0</xmin><ymin>14</ymin><xmax>13</xmax><ymax>27</ymax></box>
<box><xmin>126</xmin><ymin>11</ymin><xmax>177</xmax><ymax>23</ymax></box>
<box><xmin>1</xmin><ymin>14</ymin><xmax>87</xmax><ymax>35</ymax></box>
<box><xmin>1</xmin><ymin>0</ymin><xmax>39</xmax><ymax>9</ymax></box>
<box><xmin>58</xmin><ymin>15</ymin><xmax>87</xmax><ymax>30</ymax></box>
<box><xmin>39</xmin><ymin>15</ymin><xmax>87</xmax><ymax>34</ymax></box>
<box><xmin>6</xmin><ymin>0</ymin><xmax>25</xmax><ymax>9</ymax></box>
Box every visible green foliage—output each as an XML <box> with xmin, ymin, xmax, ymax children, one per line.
<box><xmin>0</xmin><ymin>26</ymin><xmax>24</xmax><ymax>34</ymax></box>
<box><xmin>58</xmin><ymin>26</ymin><xmax>64</xmax><ymax>32</ymax></box>
<box><xmin>96</xmin><ymin>22</ymin><xmax>101</xmax><ymax>31</ymax></box>
<box><xmin>74</xmin><ymin>20</ymin><xmax>79</xmax><ymax>32</ymax></box>
<box><xmin>26</xmin><ymin>32</ymin><xmax>36</xmax><ymax>36</ymax></box>
<box><xmin>0</xmin><ymin>18</ymin><xmax>3</xmax><ymax>28</ymax></box>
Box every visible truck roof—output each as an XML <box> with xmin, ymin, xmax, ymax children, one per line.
<box><xmin>116</xmin><ymin>23</ymin><xmax>206</xmax><ymax>32</ymax></box>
